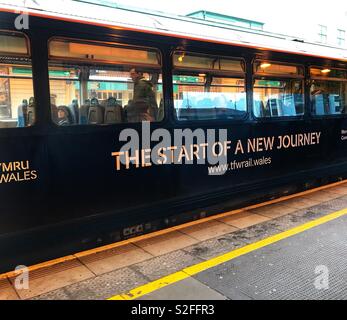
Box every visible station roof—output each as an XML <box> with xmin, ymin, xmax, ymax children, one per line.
<box><xmin>0</xmin><ymin>0</ymin><xmax>346</xmax><ymax>61</ymax></box>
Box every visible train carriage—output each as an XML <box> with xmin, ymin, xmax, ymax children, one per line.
<box><xmin>0</xmin><ymin>0</ymin><xmax>346</xmax><ymax>272</ymax></box>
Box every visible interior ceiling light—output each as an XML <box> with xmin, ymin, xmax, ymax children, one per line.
<box><xmin>321</xmin><ymin>69</ymin><xmax>331</xmax><ymax>74</ymax></box>
<box><xmin>178</xmin><ymin>53</ymin><xmax>185</xmax><ymax>62</ymax></box>
<box><xmin>260</xmin><ymin>63</ymin><xmax>272</xmax><ymax>69</ymax></box>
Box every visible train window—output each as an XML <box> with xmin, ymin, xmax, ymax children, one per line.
<box><xmin>174</xmin><ymin>52</ymin><xmax>244</xmax><ymax>73</ymax></box>
<box><xmin>253</xmin><ymin>61</ymin><xmax>304</xmax><ymax>118</ymax></box>
<box><xmin>310</xmin><ymin>67</ymin><xmax>347</xmax><ymax>116</ymax></box>
<box><xmin>49</xmin><ymin>39</ymin><xmax>161</xmax><ymax>66</ymax></box>
<box><xmin>0</xmin><ymin>32</ymin><xmax>35</xmax><ymax>128</ymax></box>
<box><xmin>310</xmin><ymin>67</ymin><xmax>347</xmax><ymax>79</ymax></box>
<box><xmin>254</xmin><ymin>61</ymin><xmax>304</xmax><ymax>77</ymax></box>
<box><xmin>48</xmin><ymin>39</ymin><xmax>163</xmax><ymax>125</ymax></box>
<box><xmin>173</xmin><ymin>52</ymin><xmax>246</xmax><ymax>121</ymax></box>
<box><xmin>0</xmin><ymin>32</ymin><xmax>29</xmax><ymax>55</ymax></box>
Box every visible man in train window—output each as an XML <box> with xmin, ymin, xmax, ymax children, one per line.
<box><xmin>127</xmin><ymin>67</ymin><xmax>158</xmax><ymax>122</ymax></box>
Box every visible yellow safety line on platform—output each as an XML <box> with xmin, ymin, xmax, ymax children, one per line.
<box><xmin>108</xmin><ymin>207</ymin><xmax>347</xmax><ymax>300</ymax></box>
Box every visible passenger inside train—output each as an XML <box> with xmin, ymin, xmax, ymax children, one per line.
<box><xmin>126</xmin><ymin>67</ymin><xmax>158</xmax><ymax>122</ymax></box>
<box><xmin>45</xmin><ymin>38</ymin><xmax>164</xmax><ymax>126</ymax></box>
<box><xmin>47</xmin><ymin>66</ymin><xmax>163</xmax><ymax>126</ymax></box>
<box><xmin>56</xmin><ymin>106</ymin><xmax>71</xmax><ymax>126</ymax></box>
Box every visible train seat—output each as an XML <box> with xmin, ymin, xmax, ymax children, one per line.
<box><xmin>214</xmin><ymin>95</ymin><xmax>228</xmax><ymax>107</ymax></box>
<box><xmin>181</xmin><ymin>96</ymin><xmax>197</xmax><ymax>109</ymax></box>
<box><xmin>265</xmin><ymin>98</ymin><xmax>282</xmax><ymax>117</ymax></box>
<box><xmin>253</xmin><ymin>100</ymin><xmax>265</xmax><ymax>117</ymax></box>
<box><xmin>235</xmin><ymin>98</ymin><xmax>246</xmax><ymax>111</ymax></box>
<box><xmin>126</xmin><ymin>99</ymin><xmax>154</xmax><ymax>122</ymax></box>
<box><xmin>312</xmin><ymin>94</ymin><xmax>327</xmax><ymax>115</ymax></box>
<box><xmin>50</xmin><ymin>103</ymin><xmax>59</xmax><ymax>124</ymax></box>
<box><xmin>104</xmin><ymin>97</ymin><xmax>122</xmax><ymax>124</ymax></box>
<box><xmin>176</xmin><ymin>96</ymin><xmax>197</xmax><ymax>120</ymax></box>
<box><xmin>329</xmin><ymin>94</ymin><xmax>342</xmax><ymax>114</ymax></box>
<box><xmin>196</xmin><ymin>98</ymin><xmax>216</xmax><ymax>119</ymax></box>
<box><xmin>157</xmin><ymin>99</ymin><xmax>164</xmax><ymax>121</ymax></box>
<box><xmin>281</xmin><ymin>94</ymin><xmax>297</xmax><ymax>116</ymax></box>
<box><xmin>79</xmin><ymin>99</ymin><xmax>91</xmax><ymax>125</ymax></box>
<box><xmin>68</xmin><ymin>99</ymin><xmax>79</xmax><ymax>124</ymax></box>
<box><xmin>88</xmin><ymin>98</ymin><xmax>104</xmax><ymax>124</ymax></box>
<box><xmin>27</xmin><ymin>97</ymin><xmax>35</xmax><ymax>126</ymax></box>
<box><xmin>197</xmin><ymin>98</ymin><xmax>214</xmax><ymax>108</ymax></box>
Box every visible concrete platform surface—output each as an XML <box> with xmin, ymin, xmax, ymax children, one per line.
<box><xmin>146</xmin><ymin>214</ymin><xmax>347</xmax><ymax>300</ymax></box>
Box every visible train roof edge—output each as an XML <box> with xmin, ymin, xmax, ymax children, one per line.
<box><xmin>0</xmin><ymin>0</ymin><xmax>347</xmax><ymax>62</ymax></box>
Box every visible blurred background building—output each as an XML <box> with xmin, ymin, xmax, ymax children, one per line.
<box><xmin>70</xmin><ymin>0</ymin><xmax>347</xmax><ymax>49</ymax></box>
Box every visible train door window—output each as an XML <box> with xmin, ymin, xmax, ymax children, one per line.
<box><xmin>253</xmin><ymin>61</ymin><xmax>304</xmax><ymax>118</ymax></box>
<box><xmin>173</xmin><ymin>51</ymin><xmax>246</xmax><ymax>121</ymax></box>
<box><xmin>309</xmin><ymin>67</ymin><xmax>347</xmax><ymax>116</ymax></box>
<box><xmin>48</xmin><ymin>38</ymin><xmax>163</xmax><ymax>125</ymax></box>
<box><xmin>0</xmin><ymin>31</ymin><xmax>35</xmax><ymax>128</ymax></box>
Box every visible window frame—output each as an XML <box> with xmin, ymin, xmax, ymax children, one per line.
<box><xmin>337</xmin><ymin>29</ymin><xmax>345</xmax><ymax>47</ymax></box>
<box><xmin>173</xmin><ymin>51</ymin><xmax>246</xmax><ymax>77</ymax></box>
<box><xmin>47</xmin><ymin>36</ymin><xmax>165</xmax><ymax>127</ymax></box>
<box><xmin>172</xmin><ymin>50</ymin><xmax>248</xmax><ymax>124</ymax></box>
<box><xmin>318</xmin><ymin>25</ymin><xmax>328</xmax><ymax>44</ymax></box>
<box><xmin>0</xmin><ymin>30</ymin><xmax>35</xmax><ymax>129</ymax></box>
<box><xmin>253</xmin><ymin>60</ymin><xmax>305</xmax><ymax>79</ymax></box>
<box><xmin>0</xmin><ymin>29</ymin><xmax>31</xmax><ymax>57</ymax></box>
<box><xmin>309</xmin><ymin>66</ymin><xmax>347</xmax><ymax>82</ymax></box>
<box><xmin>252</xmin><ymin>60</ymin><xmax>305</xmax><ymax>120</ymax></box>
<box><xmin>48</xmin><ymin>37</ymin><xmax>162</xmax><ymax>69</ymax></box>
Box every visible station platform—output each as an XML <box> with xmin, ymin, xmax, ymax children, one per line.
<box><xmin>127</xmin><ymin>212</ymin><xmax>347</xmax><ymax>300</ymax></box>
<box><xmin>1</xmin><ymin>181</ymin><xmax>347</xmax><ymax>300</ymax></box>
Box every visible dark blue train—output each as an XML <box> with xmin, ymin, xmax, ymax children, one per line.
<box><xmin>0</xmin><ymin>0</ymin><xmax>346</xmax><ymax>272</ymax></box>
